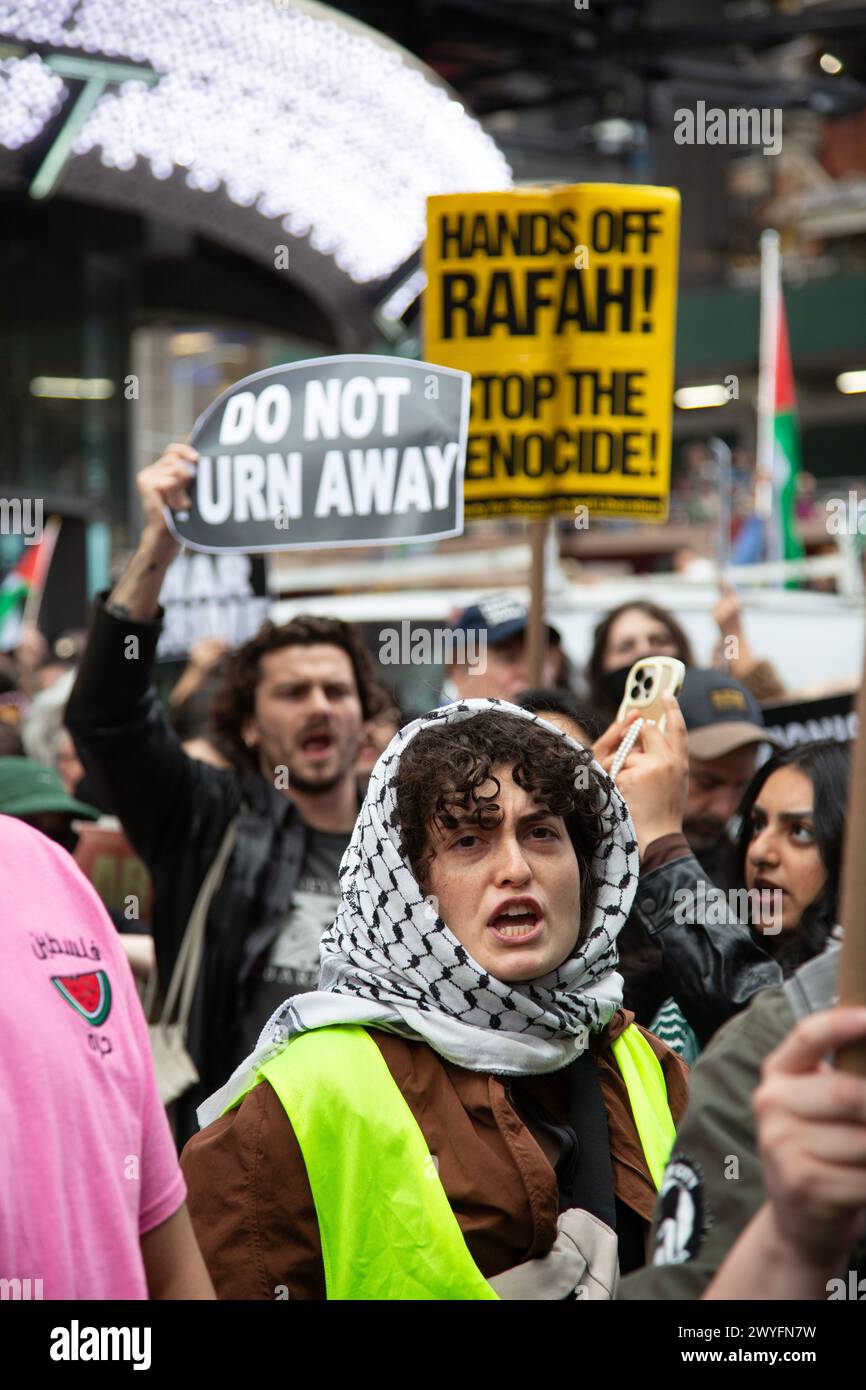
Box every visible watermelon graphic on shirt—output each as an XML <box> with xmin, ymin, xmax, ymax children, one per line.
<box><xmin>51</xmin><ymin>970</ymin><xmax>112</xmax><ymax>1026</ymax></box>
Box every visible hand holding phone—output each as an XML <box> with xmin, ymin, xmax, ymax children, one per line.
<box><xmin>595</xmin><ymin>690</ymin><xmax>689</xmax><ymax>855</ymax></box>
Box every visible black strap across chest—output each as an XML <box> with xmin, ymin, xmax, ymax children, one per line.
<box><xmin>514</xmin><ymin>1050</ymin><xmax>617</xmax><ymax>1229</ymax></box>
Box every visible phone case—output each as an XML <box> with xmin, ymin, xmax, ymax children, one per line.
<box><xmin>615</xmin><ymin>657</ymin><xmax>686</xmax><ymax>733</ymax></box>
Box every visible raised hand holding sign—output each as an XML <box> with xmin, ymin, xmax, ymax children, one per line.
<box><xmin>165</xmin><ymin>355</ymin><xmax>470</xmax><ymax>554</ymax></box>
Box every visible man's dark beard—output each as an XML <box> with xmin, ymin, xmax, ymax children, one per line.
<box><xmin>683</xmin><ymin>826</ymin><xmax>732</xmax><ymax>890</ymax></box>
<box><xmin>258</xmin><ymin>736</ymin><xmax>352</xmax><ymax>797</ymax></box>
<box><xmin>682</xmin><ymin>818</ymin><xmax>725</xmax><ymax>853</ymax></box>
<box><xmin>287</xmin><ymin>769</ymin><xmax>348</xmax><ymax>796</ymax></box>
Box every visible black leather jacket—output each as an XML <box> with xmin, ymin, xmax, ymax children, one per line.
<box><xmin>623</xmin><ymin>848</ymin><xmax>783</xmax><ymax>1047</ymax></box>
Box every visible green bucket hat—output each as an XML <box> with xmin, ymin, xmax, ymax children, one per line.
<box><xmin>0</xmin><ymin>757</ymin><xmax>100</xmax><ymax>821</ymax></box>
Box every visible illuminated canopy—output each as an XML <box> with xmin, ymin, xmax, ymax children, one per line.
<box><xmin>0</xmin><ymin>0</ymin><xmax>510</xmax><ymax>337</ymax></box>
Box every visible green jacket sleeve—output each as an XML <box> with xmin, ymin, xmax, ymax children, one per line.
<box><xmin>618</xmin><ymin>984</ymin><xmax>794</xmax><ymax>1299</ymax></box>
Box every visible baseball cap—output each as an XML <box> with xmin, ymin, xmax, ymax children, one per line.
<box><xmin>0</xmin><ymin>758</ymin><xmax>100</xmax><ymax>820</ymax></box>
<box><xmin>454</xmin><ymin>593</ymin><xmax>560</xmax><ymax>647</ymax></box>
<box><xmin>678</xmin><ymin>669</ymin><xmax>780</xmax><ymax>759</ymax></box>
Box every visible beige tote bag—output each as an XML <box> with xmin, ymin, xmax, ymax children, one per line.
<box><xmin>146</xmin><ymin>819</ymin><xmax>238</xmax><ymax>1106</ymax></box>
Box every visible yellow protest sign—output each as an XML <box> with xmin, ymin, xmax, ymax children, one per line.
<box><xmin>423</xmin><ymin>184</ymin><xmax>680</xmax><ymax>522</ymax></box>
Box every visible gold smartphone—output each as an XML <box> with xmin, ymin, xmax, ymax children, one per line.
<box><xmin>616</xmin><ymin>656</ymin><xmax>686</xmax><ymax>734</ymax></box>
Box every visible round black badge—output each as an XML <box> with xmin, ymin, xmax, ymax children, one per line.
<box><xmin>652</xmin><ymin>1154</ymin><xmax>708</xmax><ymax>1265</ymax></box>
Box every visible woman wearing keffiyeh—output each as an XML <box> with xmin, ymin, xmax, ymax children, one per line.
<box><xmin>182</xmin><ymin>699</ymin><xmax>688</xmax><ymax>1299</ymax></box>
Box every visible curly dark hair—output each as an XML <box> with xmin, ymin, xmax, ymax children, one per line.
<box><xmin>210</xmin><ymin>614</ymin><xmax>377</xmax><ymax>773</ymax></box>
<box><xmin>393</xmin><ymin>710</ymin><xmax>613</xmax><ymax>933</ymax></box>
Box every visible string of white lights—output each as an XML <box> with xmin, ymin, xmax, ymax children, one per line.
<box><xmin>0</xmin><ymin>1</ymin><xmax>511</xmax><ymax>282</ymax></box>
<box><xmin>0</xmin><ymin>54</ymin><xmax>65</xmax><ymax>148</ymax></box>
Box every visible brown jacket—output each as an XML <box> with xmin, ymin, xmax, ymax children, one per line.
<box><xmin>181</xmin><ymin>1010</ymin><xmax>688</xmax><ymax>1299</ymax></box>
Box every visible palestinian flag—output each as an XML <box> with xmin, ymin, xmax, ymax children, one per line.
<box><xmin>770</xmin><ymin>296</ymin><xmax>805</xmax><ymax>570</ymax></box>
<box><xmin>0</xmin><ymin>521</ymin><xmax>59</xmax><ymax>651</ymax></box>
<box><xmin>756</xmin><ymin>231</ymin><xmax>804</xmax><ymax>583</ymax></box>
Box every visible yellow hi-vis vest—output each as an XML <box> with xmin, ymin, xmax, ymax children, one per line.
<box><xmin>224</xmin><ymin>1023</ymin><xmax>676</xmax><ymax>1301</ymax></box>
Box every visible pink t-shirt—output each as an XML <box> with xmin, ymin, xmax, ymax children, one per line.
<box><xmin>0</xmin><ymin>815</ymin><xmax>186</xmax><ymax>1299</ymax></box>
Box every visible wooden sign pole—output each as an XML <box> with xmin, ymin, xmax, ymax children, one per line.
<box><xmin>835</xmin><ymin>638</ymin><xmax>866</xmax><ymax>1075</ymax></box>
<box><xmin>527</xmin><ymin>518</ymin><xmax>548</xmax><ymax>687</ymax></box>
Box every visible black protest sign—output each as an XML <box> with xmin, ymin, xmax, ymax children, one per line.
<box><xmin>156</xmin><ymin>552</ymin><xmax>271</xmax><ymax>661</ymax></box>
<box><xmin>762</xmin><ymin>689</ymin><xmax>858</xmax><ymax>749</ymax></box>
<box><xmin>165</xmin><ymin>356</ymin><xmax>470</xmax><ymax>553</ymax></box>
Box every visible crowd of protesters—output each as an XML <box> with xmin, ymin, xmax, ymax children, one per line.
<box><xmin>1</xmin><ymin>440</ymin><xmax>865</xmax><ymax>1302</ymax></box>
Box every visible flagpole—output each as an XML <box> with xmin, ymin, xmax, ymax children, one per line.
<box><xmin>709</xmin><ymin>437</ymin><xmax>732</xmax><ymax>576</ymax></box>
<box><xmin>756</xmin><ymin>229</ymin><xmax>780</xmax><ymax>574</ymax></box>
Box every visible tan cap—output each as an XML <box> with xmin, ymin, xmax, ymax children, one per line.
<box><xmin>687</xmin><ymin>721</ymin><xmax>780</xmax><ymax>760</ymax></box>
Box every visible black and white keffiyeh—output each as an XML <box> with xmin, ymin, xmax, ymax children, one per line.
<box><xmin>199</xmin><ymin>698</ymin><xmax>639</xmax><ymax>1128</ymax></box>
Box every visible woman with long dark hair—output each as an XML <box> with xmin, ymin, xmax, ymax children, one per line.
<box><xmin>731</xmin><ymin>738</ymin><xmax>849</xmax><ymax>974</ymax></box>
<box><xmin>651</xmin><ymin>738</ymin><xmax>849</xmax><ymax>1060</ymax></box>
<box><xmin>585</xmin><ymin>590</ymin><xmax>785</xmax><ymax>724</ymax></box>
<box><xmin>586</xmin><ymin>601</ymin><xmax>694</xmax><ymax>722</ymax></box>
